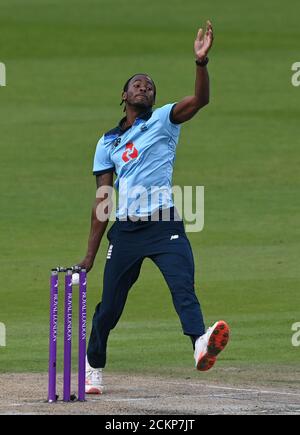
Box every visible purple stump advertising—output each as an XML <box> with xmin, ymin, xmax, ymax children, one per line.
<box><xmin>63</xmin><ymin>269</ymin><xmax>73</xmax><ymax>402</ymax></box>
<box><xmin>78</xmin><ymin>269</ymin><xmax>87</xmax><ymax>401</ymax></box>
<box><xmin>48</xmin><ymin>270</ymin><xmax>59</xmax><ymax>402</ymax></box>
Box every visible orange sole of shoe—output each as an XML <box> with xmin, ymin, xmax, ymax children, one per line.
<box><xmin>196</xmin><ymin>320</ymin><xmax>230</xmax><ymax>371</ymax></box>
<box><xmin>85</xmin><ymin>388</ymin><xmax>103</xmax><ymax>395</ymax></box>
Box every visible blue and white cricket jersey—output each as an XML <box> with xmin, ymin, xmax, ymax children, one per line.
<box><xmin>93</xmin><ymin>103</ymin><xmax>181</xmax><ymax>218</ymax></box>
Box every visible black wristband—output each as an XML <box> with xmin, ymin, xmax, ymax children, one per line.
<box><xmin>195</xmin><ymin>57</ymin><xmax>209</xmax><ymax>67</ymax></box>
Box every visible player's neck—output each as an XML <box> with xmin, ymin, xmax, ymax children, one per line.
<box><xmin>123</xmin><ymin>105</ymin><xmax>150</xmax><ymax>129</ymax></box>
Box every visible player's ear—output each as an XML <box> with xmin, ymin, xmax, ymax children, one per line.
<box><xmin>120</xmin><ymin>92</ymin><xmax>127</xmax><ymax>111</ymax></box>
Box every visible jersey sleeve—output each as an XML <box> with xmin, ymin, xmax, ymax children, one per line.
<box><xmin>155</xmin><ymin>103</ymin><xmax>181</xmax><ymax>138</ymax></box>
<box><xmin>93</xmin><ymin>136</ymin><xmax>115</xmax><ymax>176</ymax></box>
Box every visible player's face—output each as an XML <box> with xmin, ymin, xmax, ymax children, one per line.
<box><xmin>123</xmin><ymin>75</ymin><xmax>155</xmax><ymax>109</ymax></box>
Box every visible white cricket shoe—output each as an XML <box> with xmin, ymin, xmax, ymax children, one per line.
<box><xmin>85</xmin><ymin>357</ymin><xmax>104</xmax><ymax>394</ymax></box>
<box><xmin>194</xmin><ymin>320</ymin><xmax>230</xmax><ymax>371</ymax></box>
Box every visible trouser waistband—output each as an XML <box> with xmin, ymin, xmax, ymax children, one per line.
<box><xmin>117</xmin><ymin>206</ymin><xmax>182</xmax><ymax>222</ymax></box>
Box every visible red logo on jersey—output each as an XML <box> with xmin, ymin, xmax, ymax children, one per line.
<box><xmin>122</xmin><ymin>142</ymin><xmax>139</xmax><ymax>163</ymax></box>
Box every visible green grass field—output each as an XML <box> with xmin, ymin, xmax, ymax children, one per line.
<box><xmin>0</xmin><ymin>0</ymin><xmax>299</xmax><ymax>377</ymax></box>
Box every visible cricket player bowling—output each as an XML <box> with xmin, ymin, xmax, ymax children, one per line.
<box><xmin>78</xmin><ymin>21</ymin><xmax>230</xmax><ymax>394</ymax></box>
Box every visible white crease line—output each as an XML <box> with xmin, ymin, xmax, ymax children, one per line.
<box><xmin>164</xmin><ymin>382</ymin><xmax>300</xmax><ymax>398</ymax></box>
<box><xmin>98</xmin><ymin>394</ymin><xmax>215</xmax><ymax>402</ymax></box>
<box><xmin>98</xmin><ymin>398</ymin><xmax>153</xmax><ymax>403</ymax></box>
<box><xmin>0</xmin><ymin>403</ymin><xmax>26</xmax><ymax>407</ymax></box>
<box><xmin>206</xmin><ymin>385</ymin><xmax>300</xmax><ymax>398</ymax></box>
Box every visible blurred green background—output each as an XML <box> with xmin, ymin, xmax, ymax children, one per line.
<box><xmin>0</xmin><ymin>0</ymin><xmax>299</xmax><ymax>377</ymax></box>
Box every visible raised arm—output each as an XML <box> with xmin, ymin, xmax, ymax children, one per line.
<box><xmin>78</xmin><ymin>172</ymin><xmax>113</xmax><ymax>272</ymax></box>
<box><xmin>171</xmin><ymin>20</ymin><xmax>214</xmax><ymax>124</ymax></box>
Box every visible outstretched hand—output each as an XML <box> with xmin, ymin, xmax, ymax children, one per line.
<box><xmin>194</xmin><ymin>20</ymin><xmax>214</xmax><ymax>61</ymax></box>
<box><xmin>77</xmin><ymin>256</ymin><xmax>94</xmax><ymax>273</ymax></box>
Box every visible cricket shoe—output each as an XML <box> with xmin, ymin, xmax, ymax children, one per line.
<box><xmin>194</xmin><ymin>320</ymin><xmax>230</xmax><ymax>371</ymax></box>
<box><xmin>85</xmin><ymin>357</ymin><xmax>104</xmax><ymax>394</ymax></box>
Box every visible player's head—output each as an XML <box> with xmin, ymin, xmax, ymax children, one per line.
<box><xmin>120</xmin><ymin>74</ymin><xmax>156</xmax><ymax>111</ymax></box>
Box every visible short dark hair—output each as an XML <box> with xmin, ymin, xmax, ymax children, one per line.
<box><xmin>120</xmin><ymin>73</ymin><xmax>156</xmax><ymax>106</ymax></box>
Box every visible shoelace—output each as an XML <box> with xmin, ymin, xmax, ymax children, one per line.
<box><xmin>86</xmin><ymin>369</ymin><xmax>101</xmax><ymax>380</ymax></box>
<box><xmin>86</xmin><ymin>370</ymin><xmax>93</xmax><ymax>379</ymax></box>
<box><xmin>92</xmin><ymin>371</ymin><xmax>101</xmax><ymax>381</ymax></box>
<box><xmin>195</xmin><ymin>329</ymin><xmax>211</xmax><ymax>360</ymax></box>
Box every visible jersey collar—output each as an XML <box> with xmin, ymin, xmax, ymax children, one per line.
<box><xmin>117</xmin><ymin>109</ymin><xmax>153</xmax><ymax>135</ymax></box>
